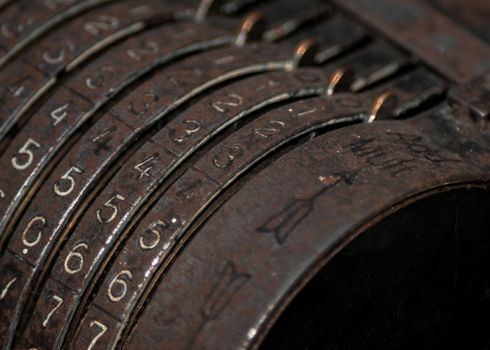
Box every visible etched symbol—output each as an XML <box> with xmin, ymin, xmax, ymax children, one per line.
<box><xmin>258</xmin><ymin>172</ymin><xmax>357</xmax><ymax>244</ymax></box>
<box><xmin>187</xmin><ymin>261</ymin><xmax>251</xmax><ymax>348</ymax></box>
<box><xmin>202</xmin><ymin>261</ymin><xmax>250</xmax><ymax>320</ymax></box>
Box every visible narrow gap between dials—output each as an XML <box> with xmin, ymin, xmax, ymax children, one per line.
<box><xmin>117</xmin><ymin>114</ymin><xmax>364</xmax><ymax>349</ymax></box>
<box><xmin>0</xmin><ymin>13</ymin><xmax>190</xmax><ymax>153</ymax></box>
<box><xmin>8</xmin><ymin>11</ymin><xmax>372</xmax><ymax>344</ymax></box>
<box><xmin>43</xmin><ymin>91</ymin><xmax>322</xmax><ymax>348</ymax></box>
<box><xmin>0</xmin><ymin>38</ymin><xmax>235</xmax><ymax>251</ymax></box>
<box><xmin>0</xmin><ymin>0</ymin><xmax>123</xmax><ymax>69</ymax></box>
<box><xmin>120</xmin><ymin>97</ymin><xmax>447</xmax><ymax>348</ymax></box>
<box><xmin>14</xmin><ymin>69</ymin><xmax>300</xmax><ymax>341</ymax></box>
<box><xmin>69</xmin><ymin>93</ymin><xmax>319</xmax><ymax>341</ymax></box>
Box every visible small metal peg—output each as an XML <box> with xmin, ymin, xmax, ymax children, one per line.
<box><xmin>326</xmin><ymin>67</ymin><xmax>355</xmax><ymax>96</ymax></box>
<box><xmin>235</xmin><ymin>11</ymin><xmax>265</xmax><ymax>47</ymax></box>
<box><xmin>195</xmin><ymin>0</ymin><xmax>226</xmax><ymax>22</ymax></box>
<box><xmin>288</xmin><ymin>38</ymin><xmax>318</xmax><ymax>70</ymax></box>
<box><xmin>368</xmin><ymin>92</ymin><xmax>398</xmax><ymax>122</ymax></box>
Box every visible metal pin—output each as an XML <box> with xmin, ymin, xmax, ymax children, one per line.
<box><xmin>235</xmin><ymin>12</ymin><xmax>265</xmax><ymax>47</ymax></box>
<box><xmin>326</xmin><ymin>67</ymin><xmax>355</xmax><ymax>96</ymax></box>
<box><xmin>195</xmin><ymin>0</ymin><xmax>225</xmax><ymax>22</ymax></box>
<box><xmin>288</xmin><ymin>38</ymin><xmax>318</xmax><ymax>70</ymax></box>
<box><xmin>368</xmin><ymin>92</ymin><xmax>398</xmax><ymax>122</ymax></box>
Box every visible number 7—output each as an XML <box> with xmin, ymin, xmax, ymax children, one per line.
<box><xmin>42</xmin><ymin>295</ymin><xmax>63</xmax><ymax>327</ymax></box>
<box><xmin>88</xmin><ymin>320</ymin><xmax>108</xmax><ymax>350</ymax></box>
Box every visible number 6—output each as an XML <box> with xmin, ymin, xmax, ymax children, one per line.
<box><xmin>64</xmin><ymin>243</ymin><xmax>88</xmax><ymax>275</ymax></box>
<box><xmin>108</xmin><ymin>270</ymin><xmax>133</xmax><ymax>302</ymax></box>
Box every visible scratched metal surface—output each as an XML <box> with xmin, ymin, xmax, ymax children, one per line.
<box><xmin>0</xmin><ymin>0</ymin><xmax>488</xmax><ymax>349</ymax></box>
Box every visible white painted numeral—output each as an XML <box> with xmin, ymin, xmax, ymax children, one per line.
<box><xmin>42</xmin><ymin>295</ymin><xmax>63</xmax><ymax>327</ymax></box>
<box><xmin>211</xmin><ymin>93</ymin><xmax>243</xmax><ymax>113</ymax></box>
<box><xmin>53</xmin><ymin>166</ymin><xmax>83</xmax><ymax>197</ymax></box>
<box><xmin>108</xmin><ymin>270</ymin><xmax>133</xmax><ymax>302</ymax></box>
<box><xmin>11</xmin><ymin>138</ymin><xmax>41</xmax><ymax>170</ymax></box>
<box><xmin>133</xmin><ymin>156</ymin><xmax>155</xmax><ymax>180</ymax></box>
<box><xmin>126</xmin><ymin>41</ymin><xmax>159</xmax><ymax>61</ymax></box>
<box><xmin>96</xmin><ymin>194</ymin><xmax>125</xmax><ymax>224</ymax></box>
<box><xmin>84</xmin><ymin>15</ymin><xmax>119</xmax><ymax>36</ymax></box>
<box><xmin>88</xmin><ymin>320</ymin><xmax>107</xmax><ymax>350</ymax></box>
<box><xmin>21</xmin><ymin>216</ymin><xmax>46</xmax><ymax>249</ymax></box>
<box><xmin>64</xmin><ymin>243</ymin><xmax>88</xmax><ymax>275</ymax></box>
<box><xmin>139</xmin><ymin>220</ymin><xmax>166</xmax><ymax>250</ymax></box>
<box><xmin>50</xmin><ymin>103</ymin><xmax>69</xmax><ymax>126</ymax></box>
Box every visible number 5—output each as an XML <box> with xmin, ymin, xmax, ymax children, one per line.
<box><xmin>11</xmin><ymin>138</ymin><xmax>41</xmax><ymax>170</ymax></box>
<box><xmin>96</xmin><ymin>194</ymin><xmax>125</xmax><ymax>224</ymax></box>
<box><xmin>53</xmin><ymin>166</ymin><xmax>83</xmax><ymax>197</ymax></box>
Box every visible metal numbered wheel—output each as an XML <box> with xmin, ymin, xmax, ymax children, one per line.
<box><xmin>0</xmin><ymin>0</ymin><xmax>488</xmax><ymax>349</ymax></box>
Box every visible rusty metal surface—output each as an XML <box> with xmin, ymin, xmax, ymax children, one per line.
<box><xmin>0</xmin><ymin>0</ymin><xmax>488</xmax><ymax>349</ymax></box>
<box><xmin>0</xmin><ymin>0</ymin><xmax>196</xmax><ymax>140</ymax></box>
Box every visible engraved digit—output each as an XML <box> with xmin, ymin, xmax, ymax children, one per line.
<box><xmin>88</xmin><ymin>320</ymin><xmax>107</xmax><ymax>350</ymax></box>
<box><xmin>42</xmin><ymin>295</ymin><xmax>63</xmax><ymax>327</ymax></box>
<box><xmin>211</xmin><ymin>93</ymin><xmax>243</xmax><ymax>113</ymax></box>
<box><xmin>1</xmin><ymin>17</ymin><xmax>33</xmax><ymax>38</ymax></box>
<box><xmin>108</xmin><ymin>270</ymin><xmax>133</xmax><ymax>302</ymax></box>
<box><xmin>139</xmin><ymin>220</ymin><xmax>166</xmax><ymax>250</ymax></box>
<box><xmin>21</xmin><ymin>216</ymin><xmax>46</xmax><ymax>250</ymax></box>
<box><xmin>11</xmin><ymin>138</ymin><xmax>41</xmax><ymax>170</ymax></box>
<box><xmin>0</xmin><ymin>277</ymin><xmax>16</xmax><ymax>300</ymax></box>
<box><xmin>86</xmin><ymin>66</ymin><xmax>115</xmax><ymax>90</ymax></box>
<box><xmin>212</xmin><ymin>144</ymin><xmax>244</xmax><ymax>168</ymax></box>
<box><xmin>254</xmin><ymin>120</ymin><xmax>286</xmax><ymax>139</ymax></box>
<box><xmin>84</xmin><ymin>15</ymin><xmax>119</xmax><ymax>36</ymax></box>
<box><xmin>126</xmin><ymin>41</ymin><xmax>159</xmax><ymax>61</ymax></box>
<box><xmin>53</xmin><ymin>166</ymin><xmax>83</xmax><ymax>197</ymax></box>
<box><xmin>42</xmin><ymin>40</ymin><xmax>74</xmax><ymax>65</ymax></box>
<box><xmin>128</xmin><ymin>92</ymin><xmax>158</xmax><ymax>116</ymax></box>
<box><xmin>96</xmin><ymin>194</ymin><xmax>126</xmax><ymax>224</ymax></box>
<box><xmin>168</xmin><ymin>119</ymin><xmax>201</xmax><ymax>144</ymax></box>
<box><xmin>64</xmin><ymin>243</ymin><xmax>88</xmax><ymax>275</ymax></box>
<box><xmin>4</xmin><ymin>75</ymin><xmax>31</xmax><ymax>100</ymax></box>
<box><xmin>50</xmin><ymin>103</ymin><xmax>69</xmax><ymax>126</ymax></box>
<box><xmin>134</xmin><ymin>156</ymin><xmax>156</xmax><ymax>180</ymax></box>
